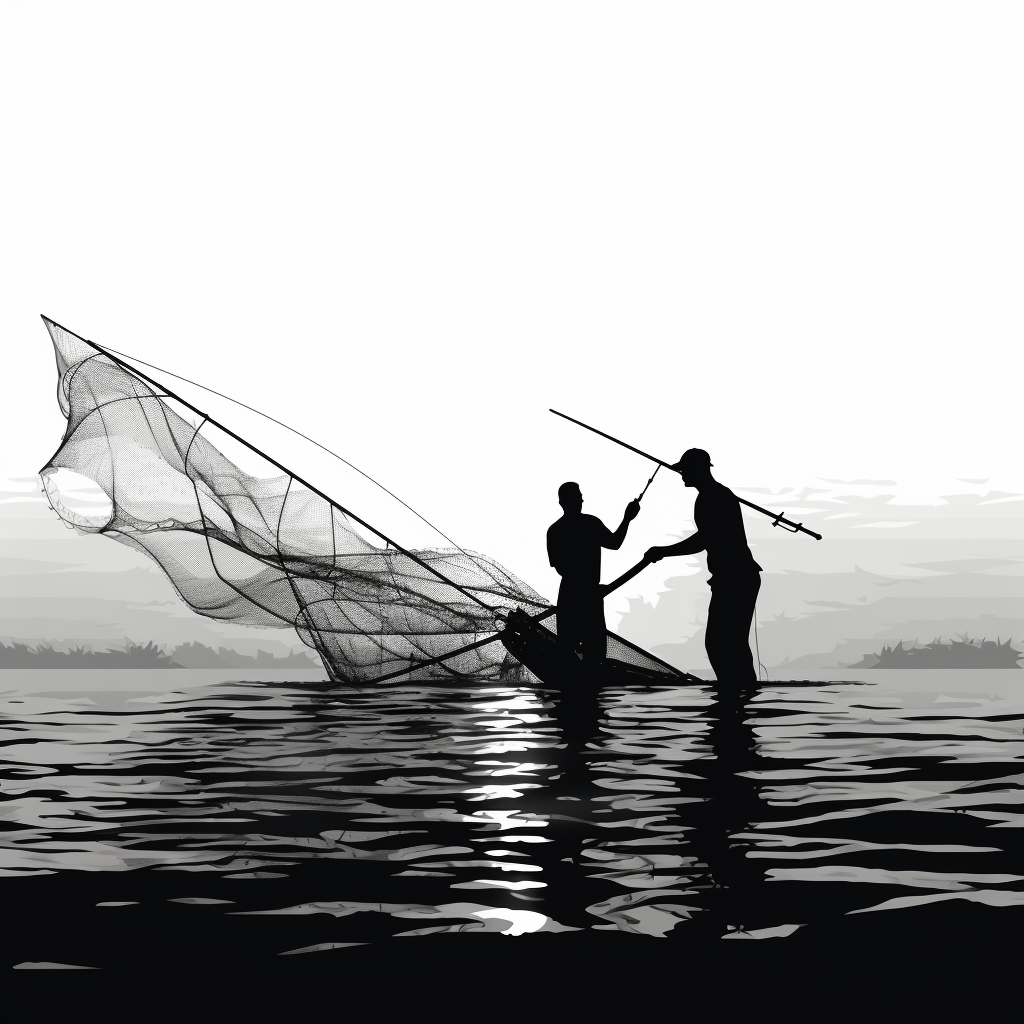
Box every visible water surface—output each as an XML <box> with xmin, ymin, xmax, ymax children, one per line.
<box><xmin>1</xmin><ymin>667</ymin><xmax>1021</xmax><ymax>969</ymax></box>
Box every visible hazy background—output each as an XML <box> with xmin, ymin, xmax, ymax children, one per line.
<box><xmin>1</xmin><ymin>1</ymin><xmax>1020</xmax><ymax>665</ymax></box>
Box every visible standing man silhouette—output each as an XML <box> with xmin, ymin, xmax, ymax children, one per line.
<box><xmin>547</xmin><ymin>482</ymin><xmax>640</xmax><ymax>666</ymax></box>
<box><xmin>645</xmin><ymin>449</ymin><xmax>762</xmax><ymax>684</ymax></box>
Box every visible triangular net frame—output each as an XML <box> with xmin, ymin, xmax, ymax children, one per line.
<box><xmin>40</xmin><ymin>319</ymin><xmax>547</xmax><ymax>683</ymax></box>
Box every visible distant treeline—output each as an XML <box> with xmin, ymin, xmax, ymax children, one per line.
<box><xmin>0</xmin><ymin>640</ymin><xmax>320</xmax><ymax>669</ymax></box>
<box><xmin>850</xmin><ymin>636</ymin><xmax>1022</xmax><ymax>669</ymax></box>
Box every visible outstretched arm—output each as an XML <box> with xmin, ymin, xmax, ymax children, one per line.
<box><xmin>645</xmin><ymin>531</ymin><xmax>705</xmax><ymax>562</ymax></box>
<box><xmin>602</xmin><ymin>500</ymin><xmax>641</xmax><ymax>550</ymax></box>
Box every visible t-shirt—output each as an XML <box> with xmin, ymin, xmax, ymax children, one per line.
<box><xmin>546</xmin><ymin>513</ymin><xmax>616</xmax><ymax>586</ymax></box>
<box><xmin>694</xmin><ymin>482</ymin><xmax>763</xmax><ymax>578</ymax></box>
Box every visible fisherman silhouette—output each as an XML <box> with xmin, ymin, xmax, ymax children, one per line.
<box><xmin>645</xmin><ymin>449</ymin><xmax>762</xmax><ymax>685</ymax></box>
<box><xmin>547</xmin><ymin>482</ymin><xmax>640</xmax><ymax>666</ymax></box>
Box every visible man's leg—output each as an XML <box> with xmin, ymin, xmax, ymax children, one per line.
<box><xmin>704</xmin><ymin>588</ymin><xmax>728</xmax><ymax>681</ymax></box>
<box><xmin>555</xmin><ymin>581</ymin><xmax>584</xmax><ymax>660</ymax></box>
<box><xmin>557</xmin><ymin>587</ymin><xmax>605</xmax><ymax>663</ymax></box>
<box><xmin>581</xmin><ymin>593</ymin><xmax>607</xmax><ymax>667</ymax></box>
<box><xmin>705</xmin><ymin>576</ymin><xmax>760</xmax><ymax>684</ymax></box>
<box><xmin>556</xmin><ymin>590</ymin><xmax>603</xmax><ymax>746</ymax></box>
<box><xmin>733</xmin><ymin>575</ymin><xmax>760</xmax><ymax>681</ymax></box>
<box><xmin>557</xmin><ymin>576</ymin><xmax>595</xmax><ymax>659</ymax></box>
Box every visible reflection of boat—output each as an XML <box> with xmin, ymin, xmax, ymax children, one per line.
<box><xmin>40</xmin><ymin>316</ymin><xmax>687</xmax><ymax>688</ymax></box>
<box><xmin>498</xmin><ymin>609</ymin><xmax>700</xmax><ymax>686</ymax></box>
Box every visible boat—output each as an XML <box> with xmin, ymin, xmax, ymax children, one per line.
<box><xmin>498</xmin><ymin>608</ymin><xmax>700</xmax><ymax>687</ymax></box>
<box><xmin>38</xmin><ymin>316</ymin><xmax>695</xmax><ymax>688</ymax></box>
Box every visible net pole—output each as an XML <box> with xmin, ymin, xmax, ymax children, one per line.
<box><xmin>42</xmin><ymin>317</ymin><xmax>498</xmax><ymax>614</ymax></box>
<box><xmin>550</xmin><ymin>408</ymin><xmax>823</xmax><ymax>540</ymax></box>
<box><xmin>368</xmin><ymin>607</ymin><xmax>557</xmax><ymax>685</ymax></box>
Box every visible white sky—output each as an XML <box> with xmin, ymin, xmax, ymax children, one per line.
<box><xmin>1</xmin><ymin>1</ymin><xmax>1021</xmax><ymax>615</ymax></box>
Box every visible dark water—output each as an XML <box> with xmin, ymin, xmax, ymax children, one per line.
<box><xmin>1</xmin><ymin>668</ymin><xmax>1021</xmax><ymax>974</ymax></box>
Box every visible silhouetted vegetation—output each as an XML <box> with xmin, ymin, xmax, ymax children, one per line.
<box><xmin>168</xmin><ymin>641</ymin><xmax>319</xmax><ymax>669</ymax></box>
<box><xmin>0</xmin><ymin>639</ymin><xmax>176</xmax><ymax>668</ymax></box>
<box><xmin>851</xmin><ymin>635</ymin><xmax>1023</xmax><ymax>669</ymax></box>
<box><xmin>0</xmin><ymin>639</ymin><xmax>320</xmax><ymax>669</ymax></box>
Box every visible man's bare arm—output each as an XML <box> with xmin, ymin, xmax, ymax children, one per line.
<box><xmin>603</xmin><ymin>500</ymin><xmax>641</xmax><ymax>551</ymax></box>
<box><xmin>645</xmin><ymin>532</ymin><xmax>704</xmax><ymax>562</ymax></box>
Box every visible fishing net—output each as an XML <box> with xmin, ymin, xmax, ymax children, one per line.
<box><xmin>39</xmin><ymin>319</ymin><xmax>548</xmax><ymax>683</ymax></box>
<box><xmin>538</xmin><ymin>614</ymin><xmax>693</xmax><ymax>681</ymax></box>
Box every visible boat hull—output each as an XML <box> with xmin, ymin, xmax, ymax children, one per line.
<box><xmin>498</xmin><ymin>608</ymin><xmax>700</xmax><ymax>687</ymax></box>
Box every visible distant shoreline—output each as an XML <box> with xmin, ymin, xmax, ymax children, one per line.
<box><xmin>843</xmin><ymin>636</ymin><xmax>1022</xmax><ymax>670</ymax></box>
<box><xmin>0</xmin><ymin>639</ymin><xmax>320</xmax><ymax>670</ymax></box>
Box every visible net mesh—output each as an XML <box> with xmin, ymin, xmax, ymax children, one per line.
<box><xmin>40</xmin><ymin>320</ymin><xmax>547</xmax><ymax>683</ymax></box>
<box><xmin>540</xmin><ymin>613</ymin><xmax>686</xmax><ymax>679</ymax></box>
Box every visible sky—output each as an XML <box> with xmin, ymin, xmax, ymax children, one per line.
<box><xmin>1</xmin><ymin>1</ymin><xmax>1020</xmax><ymax>620</ymax></box>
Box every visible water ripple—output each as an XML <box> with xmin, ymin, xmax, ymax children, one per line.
<box><xmin>0</xmin><ymin>668</ymin><xmax>1020</xmax><ymax>966</ymax></box>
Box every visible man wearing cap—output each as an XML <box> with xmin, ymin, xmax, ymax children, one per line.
<box><xmin>645</xmin><ymin>449</ymin><xmax>762</xmax><ymax>684</ymax></box>
<box><xmin>547</xmin><ymin>482</ymin><xmax>640</xmax><ymax>666</ymax></box>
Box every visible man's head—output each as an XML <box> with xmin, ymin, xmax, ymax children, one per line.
<box><xmin>558</xmin><ymin>481</ymin><xmax>583</xmax><ymax>512</ymax></box>
<box><xmin>674</xmin><ymin>448</ymin><xmax>714</xmax><ymax>488</ymax></box>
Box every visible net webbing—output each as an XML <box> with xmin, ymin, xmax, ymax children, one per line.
<box><xmin>540</xmin><ymin>613</ymin><xmax>687</xmax><ymax>679</ymax></box>
<box><xmin>40</xmin><ymin>320</ymin><xmax>547</xmax><ymax>683</ymax></box>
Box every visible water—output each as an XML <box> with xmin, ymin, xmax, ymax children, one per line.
<box><xmin>1</xmin><ymin>667</ymin><xmax>1021</xmax><ymax>972</ymax></box>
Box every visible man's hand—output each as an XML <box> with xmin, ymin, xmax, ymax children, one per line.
<box><xmin>645</xmin><ymin>546</ymin><xmax>665</xmax><ymax>563</ymax></box>
<box><xmin>623</xmin><ymin>499</ymin><xmax>641</xmax><ymax>522</ymax></box>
